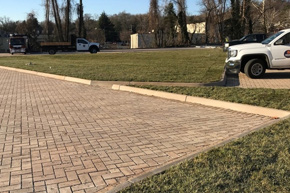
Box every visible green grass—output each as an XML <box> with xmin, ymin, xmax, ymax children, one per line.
<box><xmin>120</xmin><ymin>86</ymin><xmax>290</xmax><ymax>192</ymax></box>
<box><xmin>0</xmin><ymin>49</ymin><xmax>225</xmax><ymax>83</ymax></box>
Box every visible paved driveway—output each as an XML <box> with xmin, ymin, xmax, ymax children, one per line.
<box><xmin>227</xmin><ymin>69</ymin><xmax>290</xmax><ymax>88</ymax></box>
<box><xmin>0</xmin><ymin>69</ymin><xmax>275</xmax><ymax>193</ymax></box>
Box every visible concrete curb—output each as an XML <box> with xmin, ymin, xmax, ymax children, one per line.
<box><xmin>2</xmin><ymin>65</ymin><xmax>288</xmax><ymax>118</ymax></box>
<box><xmin>0</xmin><ymin>66</ymin><xmax>91</xmax><ymax>85</ymax></box>
<box><xmin>1</xmin><ymin>65</ymin><xmax>287</xmax><ymax>118</ymax></box>
<box><xmin>112</xmin><ymin>85</ymin><xmax>290</xmax><ymax>118</ymax></box>
<box><xmin>93</xmin><ymin>80</ymin><xmax>225</xmax><ymax>88</ymax></box>
<box><xmin>0</xmin><ymin>66</ymin><xmax>226</xmax><ymax>88</ymax></box>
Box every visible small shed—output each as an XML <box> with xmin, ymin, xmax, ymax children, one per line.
<box><xmin>130</xmin><ymin>33</ymin><xmax>155</xmax><ymax>49</ymax></box>
<box><xmin>0</xmin><ymin>31</ymin><xmax>9</xmax><ymax>53</ymax></box>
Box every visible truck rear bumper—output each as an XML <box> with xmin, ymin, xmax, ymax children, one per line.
<box><xmin>225</xmin><ymin>59</ymin><xmax>241</xmax><ymax>74</ymax></box>
<box><xmin>10</xmin><ymin>48</ymin><xmax>26</xmax><ymax>54</ymax></box>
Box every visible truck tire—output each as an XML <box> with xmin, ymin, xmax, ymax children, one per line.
<box><xmin>244</xmin><ymin>59</ymin><xmax>266</xmax><ymax>78</ymax></box>
<box><xmin>89</xmin><ymin>46</ymin><xmax>98</xmax><ymax>54</ymax></box>
<box><xmin>48</xmin><ymin>49</ymin><xmax>56</xmax><ymax>55</ymax></box>
<box><xmin>240</xmin><ymin>67</ymin><xmax>245</xmax><ymax>73</ymax></box>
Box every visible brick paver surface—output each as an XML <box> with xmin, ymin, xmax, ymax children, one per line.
<box><xmin>0</xmin><ymin>69</ymin><xmax>275</xmax><ymax>193</ymax></box>
<box><xmin>227</xmin><ymin>69</ymin><xmax>290</xmax><ymax>88</ymax></box>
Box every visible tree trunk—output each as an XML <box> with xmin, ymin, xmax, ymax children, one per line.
<box><xmin>176</xmin><ymin>0</ymin><xmax>189</xmax><ymax>45</ymax></box>
<box><xmin>65</xmin><ymin>0</ymin><xmax>71</xmax><ymax>41</ymax></box>
<box><xmin>51</xmin><ymin>0</ymin><xmax>64</xmax><ymax>41</ymax></box>
<box><xmin>78</xmin><ymin>0</ymin><xmax>85</xmax><ymax>37</ymax></box>
<box><xmin>149</xmin><ymin>0</ymin><xmax>160</xmax><ymax>47</ymax></box>
<box><xmin>45</xmin><ymin>0</ymin><xmax>50</xmax><ymax>36</ymax></box>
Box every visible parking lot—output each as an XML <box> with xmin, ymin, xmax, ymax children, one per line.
<box><xmin>227</xmin><ymin>69</ymin><xmax>290</xmax><ymax>89</ymax></box>
<box><xmin>0</xmin><ymin>68</ymin><xmax>277</xmax><ymax>192</ymax></box>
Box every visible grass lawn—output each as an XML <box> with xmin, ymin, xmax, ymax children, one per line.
<box><xmin>120</xmin><ymin>86</ymin><xmax>290</xmax><ymax>192</ymax></box>
<box><xmin>0</xmin><ymin>49</ymin><xmax>225</xmax><ymax>83</ymax></box>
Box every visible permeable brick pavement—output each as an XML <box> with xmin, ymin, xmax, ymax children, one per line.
<box><xmin>226</xmin><ymin>69</ymin><xmax>290</xmax><ymax>89</ymax></box>
<box><xmin>0</xmin><ymin>69</ymin><xmax>274</xmax><ymax>193</ymax></box>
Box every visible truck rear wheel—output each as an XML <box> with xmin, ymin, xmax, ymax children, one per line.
<box><xmin>244</xmin><ymin>59</ymin><xmax>266</xmax><ymax>78</ymax></box>
<box><xmin>90</xmin><ymin>47</ymin><xmax>98</xmax><ymax>54</ymax></box>
<box><xmin>48</xmin><ymin>49</ymin><xmax>56</xmax><ymax>55</ymax></box>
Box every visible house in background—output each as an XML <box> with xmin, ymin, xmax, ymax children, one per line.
<box><xmin>179</xmin><ymin>22</ymin><xmax>206</xmax><ymax>45</ymax></box>
<box><xmin>0</xmin><ymin>30</ymin><xmax>9</xmax><ymax>53</ymax></box>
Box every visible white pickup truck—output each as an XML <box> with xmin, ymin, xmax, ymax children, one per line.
<box><xmin>225</xmin><ymin>28</ymin><xmax>290</xmax><ymax>78</ymax></box>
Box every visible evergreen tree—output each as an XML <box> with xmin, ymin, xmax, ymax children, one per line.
<box><xmin>98</xmin><ymin>12</ymin><xmax>119</xmax><ymax>42</ymax></box>
<box><xmin>164</xmin><ymin>3</ymin><xmax>177</xmax><ymax>46</ymax></box>
<box><xmin>15</xmin><ymin>13</ymin><xmax>42</xmax><ymax>51</ymax></box>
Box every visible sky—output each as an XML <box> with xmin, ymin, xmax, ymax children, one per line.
<box><xmin>0</xmin><ymin>0</ymin><xmax>202</xmax><ymax>22</ymax></box>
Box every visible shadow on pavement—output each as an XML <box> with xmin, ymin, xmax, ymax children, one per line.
<box><xmin>225</xmin><ymin>74</ymin><xmax>240</xmax><ymax>87</ymax></box>
<box><xmin>262</xmin><ymin>71</ymin><xmax>290</xmax><ymax>79</ymax></box>
<box><xmin>224</xmin><ymin>70</ymin><xmax>290</xmax><ymax>88</ymax></box>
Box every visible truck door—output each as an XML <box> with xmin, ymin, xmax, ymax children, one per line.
<box><xmin>77</xmin><ymin>39</ymin><xmax>89</xmax><ymax>51</ymax></box>
<box><xmin>271</xmin><ymin>33</ymin><xmax>290</xmax><ymax>67</ymax></box>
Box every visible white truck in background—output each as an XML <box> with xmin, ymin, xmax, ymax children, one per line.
<box><xmin>225</xmin><ymin>29</ymin><xmax>290</xmax><ymax>78</ymax></box>
<box><xmin>40</xmin><ymin>35</ymin><xmax>100</xmax><ymax>55</ymax></box>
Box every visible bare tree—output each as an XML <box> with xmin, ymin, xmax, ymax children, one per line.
<box><xmin>201</xmin><ymin>0</ymin><xmax>216</xmax><ymax>44</ymax></box>
<box><xmin>251</xmin><ymin>0</ymin><xmax>282</xmax><ymax>33</ymax></box>
<box><xmin>149</xmin><ymin>0</ymin><xmax>159</xmax><ymax>32</ymax></box>
<box><xmin>77</xmin><ymin>0</ymin><xmax>85</xmax><ymax>37</ymax></box>
<box><xmin>44</xmin><ymin>0</ymin><xmax>50</xmax><ymax>36</ymax></box>
<box><xmin>149</xmin><ymin>0</ymin><xmax>161</xmax><ymax>47</ymax></box>
<box><xmin>64</xmin><ymin>0</ymin><xmax>73</xmax><ymax>41</ymax></box>
<box><xmin>134</xmin><ymin>14</ymin><xmax>150</xmax><ymax>33</ymax></box>
<box><xmin>0</xmin><ymin>17</ymin><xmax>17</xmax><ymax>33</ymax></box>
<box><xmin>215</xmin><ymin>0</ymin><xmax>227</xmax><ymax>43</ymax></box>
<box><xmin>174</xmin><ymin>0</ymin><xmax>189</xmax><ymax>45</ymax></box>
<box><xmin>241</xmin><ymin>0</ymin><xmax>252</xmax><ymax>34</ymax></box>
<box><xmin>51</xmin><ymin>0</ymin><xmax>64</xmax><ymax>41</ymax></box>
